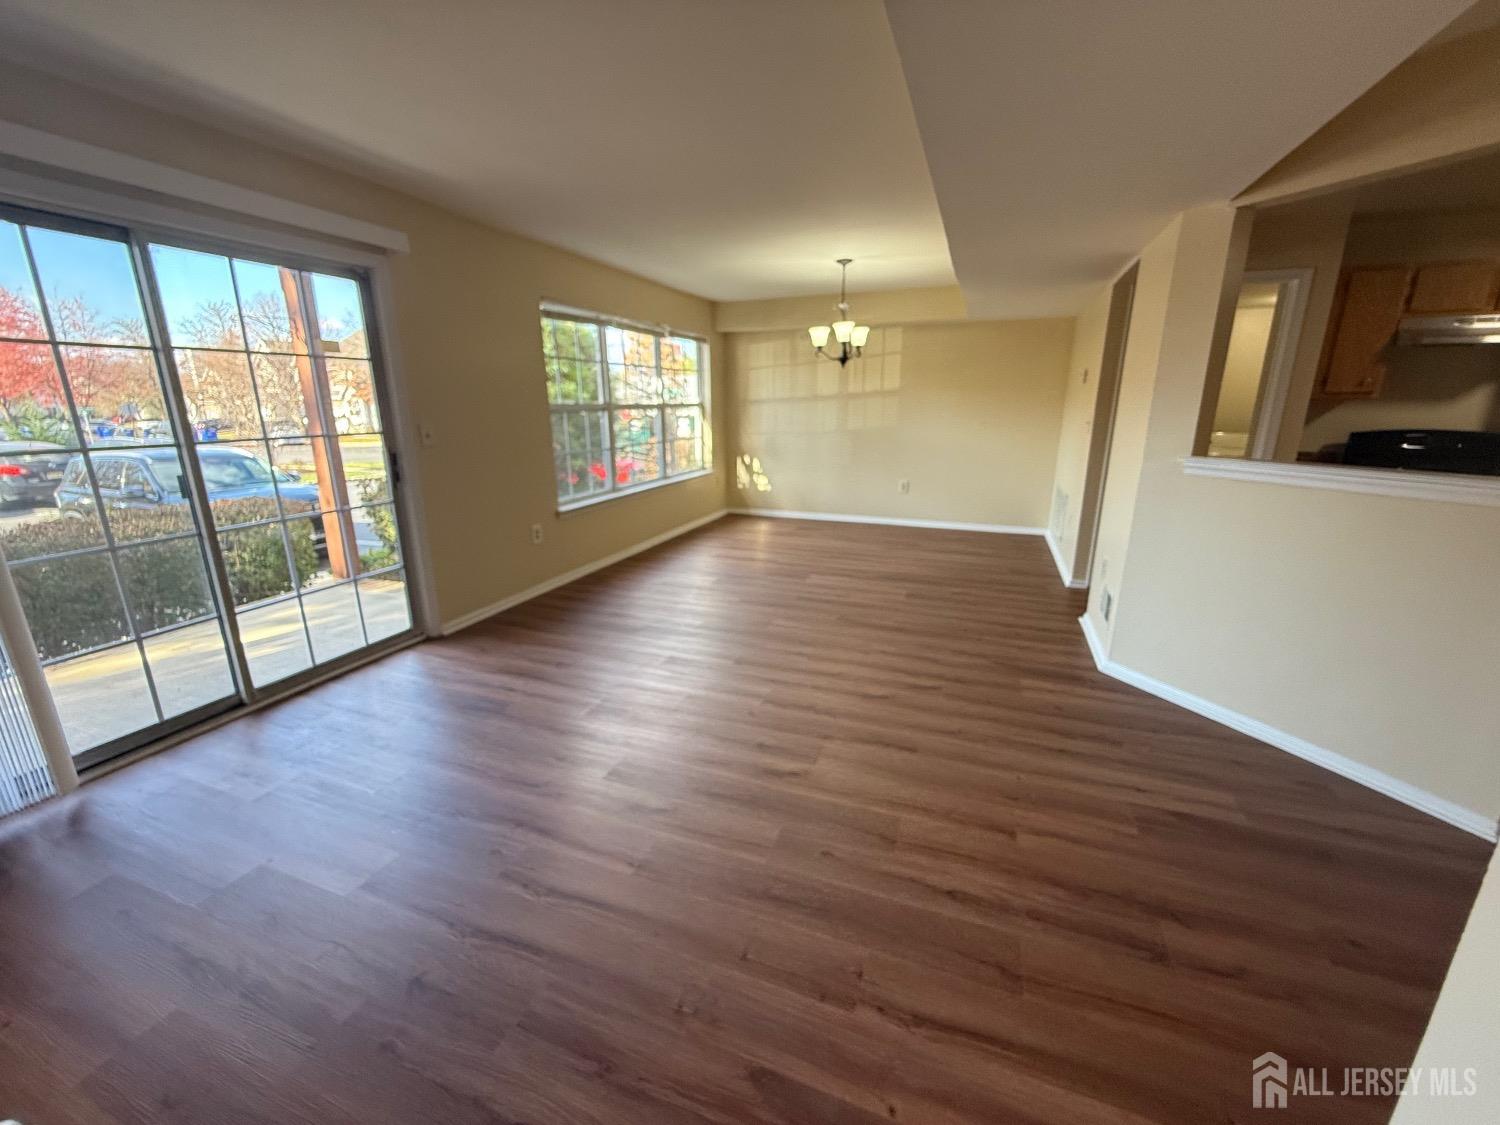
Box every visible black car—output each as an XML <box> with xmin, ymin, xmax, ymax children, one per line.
<box><xmin>0</xmin><ymin>440</ymin><xmax>71</xmax><ymax>506</ymax></box>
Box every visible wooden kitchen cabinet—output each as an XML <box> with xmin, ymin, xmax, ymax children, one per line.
<box><xmin>1407</xmin><ymin>259</ymin><xmax>1500</xmax><ymax>315</ymax></box>
<box><xmin>1319</xmin><ymin>265</ymin><xmax>1413</xmax><ymax>397</ymax></box>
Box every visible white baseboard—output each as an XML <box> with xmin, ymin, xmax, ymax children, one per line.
<box><xmin>1077</xmin><ymin>615</ymin><xmax>1497</xmax><ymax>842</ymax></box>
<box><xmin>1044</xmin><ymin>530</ymin><xmax>1088</xmax><ymax>589</ymax></box>
<box><xmin>1079</xmin><ymin>610</ymin><xmax>1109</xmax><ymax>667</ymax></box>
<box><xmin>730</xmin><ymin>508</ymin><xmax>1044</xmax><ymax>536</ymax></box>
<box><xmin>441</xmin><ymin>509</ymin><xmax>727</xmax><ymax>635</ymax></box>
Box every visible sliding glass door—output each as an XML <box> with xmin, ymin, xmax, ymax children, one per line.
<box><xmin>0</xmin><ymin>203</ymin><xmax>413</xmax><ymax>767</ymax></box>
<box><xmin>145</xmin><ymin>243</ymin><xmax>411</xmax><ymax>689</ymax></box>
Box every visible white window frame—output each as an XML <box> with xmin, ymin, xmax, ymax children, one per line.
<box><xmin>541</xmin><ymin>303</ymin><xmax>711</xmax><ymax>512</ymax></box>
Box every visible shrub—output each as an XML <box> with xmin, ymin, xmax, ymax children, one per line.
<box><xmin>354</xmin><ymin>477</ymin><xmax>399</xmax><ymax>572</ymax></box>
<box><xmin>3</xmin><ymin>497</ymin><xmax>319</xmax><ymax>661</ymax></box>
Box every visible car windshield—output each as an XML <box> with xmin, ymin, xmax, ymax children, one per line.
<box><xmin>199</xmin><ymin>452</ymin><xmax>275</xmax><ymax>491</ymax></box>
<box><xmin>143</xmin><ymin>455</ymin><xmax>185</xmax><ymax>497</ymax></box>
<box><xmin>142</xmin><ymin>450</ymin><xmax>275</xmax><ymax>495</ymax></box>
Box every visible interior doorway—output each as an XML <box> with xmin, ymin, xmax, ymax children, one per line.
<box><xmin>1205</xmin><ymin>268</ymin><xmax>1312</xmax><ymax>461</ymax></box>
<box><xmin>1073</xmin><ymin>263</ymin><xmax>1137</xmax><ymax>587</ymax></box>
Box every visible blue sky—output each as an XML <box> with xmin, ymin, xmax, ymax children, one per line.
<box><xmin>150</xmin><ymin>244</ymin><xmax>241</xmax><ymax>347</ymax></box>
<box><xmin>3</xmin><ymin>219</ymin><xmax>365</xmax><ymax>355</ymax></box>
<box><xmin>309</xmin><ymin>272</ymin><xmax>364</xmax><ymax>348</ymax></box>
<box><xmin>0</xmin><ymin>221</ymin><xmax>42</xmax><ymax>322</ymax></box>
<box><xmin>25</xmin><ymin>226</ymin><xmax>147</xmax><ymax>336</ymax></box>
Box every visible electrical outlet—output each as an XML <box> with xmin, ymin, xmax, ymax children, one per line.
<box><xmin>1082</xmin><ymin>367</ymin><xmax>1090</xmax><ymax>385</ymax></box>
<box><xmin>1101</xmin><ymin>588</ymin><xmax>1114</xmax><ymax>621</ymax></box>
<box><xmin>897</xmin><ymin>478</ymin><xmax>911</xmax><ymax>494</ymax></box>
<box><xmin>530</xmin><ymin>523</ymin><xmax>543</xmax><ymax>544</ymax></box>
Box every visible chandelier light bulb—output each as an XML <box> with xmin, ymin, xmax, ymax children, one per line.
<box><xmin>807</xmin><ymin>260</ymin><xmax>870</xmax><ymax>366</ymax></box>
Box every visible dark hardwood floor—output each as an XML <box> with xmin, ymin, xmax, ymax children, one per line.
<box><xmin>0</xmin><ymin>515</ymin><xmax>1489</xmax><ymax>1124</ymax></box>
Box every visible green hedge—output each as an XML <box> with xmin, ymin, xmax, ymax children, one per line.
<box><xmin>4</xmin><ymin>498</ymin><xmax>319</xmax><ymax>661</ymax></box>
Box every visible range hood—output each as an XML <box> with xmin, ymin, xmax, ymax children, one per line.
<box><xmin>1396</xmin><ymin>313</ymin><xmax>1500</xmax><ymax>346</ymax></box>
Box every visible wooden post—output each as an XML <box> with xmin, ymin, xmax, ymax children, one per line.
<box><xmin>278</xmin><ymin>269</ymin><xmax>350</xmax><ymax>579</ymax></box>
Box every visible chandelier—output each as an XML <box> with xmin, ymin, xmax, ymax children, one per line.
<box><xmin>807</xmin><ymin>258</ymin><xmax>870</xmax><ymax>366</ymax></box>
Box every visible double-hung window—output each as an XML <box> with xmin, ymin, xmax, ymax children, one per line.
<box><xmin>542</xmin><ymin>308</ymin><xmax>708</xmax><ymax>508</ymax></box>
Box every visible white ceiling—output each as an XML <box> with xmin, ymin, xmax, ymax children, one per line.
<box><xmin>885</xmin><ymin>0</ymin><xmax>1476</xmax><ymax>317</ymax></box>
<box><xmin>0</xmin><ymin>0</ymin><xmax>1480</xmax><ymax>312</ymax></box>
<box><xmin>0</xmin><ymin>0</ymin><xmax>953</xmax><ymax>301</ymax></box>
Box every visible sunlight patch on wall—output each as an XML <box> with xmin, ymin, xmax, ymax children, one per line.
<box><xmin>736</xmin><ymin>454</ymin><xmax>772</xmax><ymax>492</ymax></box>
<box><xmin>737</xmin><ymin>327</ymin><xmax>904</xmax><ymax>438</ymax></box>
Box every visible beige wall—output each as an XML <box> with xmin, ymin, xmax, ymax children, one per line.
<box><xmin>716</xmin><ymin>286</ymin><xmax>967</xmax><ymax>333</ymax></box>
<box><xmin>724</xmin><ymin>316</ymin><xmax>1072</xmax><ymax>527</ymax></box>
<box><xmin>1046</xmin><ymin>281</ymin><xmax>1111</xmax><ymax>578</ymax></box>
<box><xmin>0</xmin><ymin>64</ymin><xmax>729</xmax><ymax>630</ymax></box>
<box><xmin>1084</xmin><ymin>215</ymin><xmax>1185</xmax><ymax>642</ymax></box>
<box><xmin>1391</xmin><ymin>848</ymin><xmax>1500</xmax><ymax>1125</ymax></box>
<box><xmin>1089</xmin><ymin>204</ymin><xmax>1500</xmax><ymax>827</ymax></box>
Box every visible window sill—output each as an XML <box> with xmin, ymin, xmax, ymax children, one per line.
<box><xmin>557</xmin><ymin>467</ymin><xmax>714</xmax><ymax>516</ymax></box>
<box><xmin>1181</xmin><ymin>456</ymin><xmax>1500</xmax><ymax>508</ymax></box>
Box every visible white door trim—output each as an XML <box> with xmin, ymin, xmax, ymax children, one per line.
<box><xmin>1242</xmin><ymin>268</ymin><xmax>1313</xmax><ymax>461</ymax></box>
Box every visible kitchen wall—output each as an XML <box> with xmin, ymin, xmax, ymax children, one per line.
<box><xmin>723</xmin><ymin>309</ymin><xmax>1072</xmax><ymax>527</ymax></box>
<box><xmin>0</xmin><ymin>63</ymin><xmax>729</xmax><ymax>631</ymax></box>
<box><xmin>1301</xmin><ymin>209</ymin><xmax>1500</xmax><ymax>453</ymax></box>
<box><xmin>1302</xmin><ymin>346</ymin><xmax>1500</xmax><ymax>451</ymax></box>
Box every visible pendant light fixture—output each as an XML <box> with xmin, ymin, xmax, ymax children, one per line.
<box><xmin>808</xmin><ymin>258</ymin><xmax>871</xmax><ymax>366</ymax></box>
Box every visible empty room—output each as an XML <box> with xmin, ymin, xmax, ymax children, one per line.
<box><xmin>0</xmin><ymin>2</ymin><xmax>1496</xmax><ymax>1122</ymax></box>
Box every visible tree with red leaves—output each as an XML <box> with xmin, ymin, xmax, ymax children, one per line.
<box><xmin>0</xmin><ymin>287</ymin><xmax>63</xmax><ymax>431</ymax></box>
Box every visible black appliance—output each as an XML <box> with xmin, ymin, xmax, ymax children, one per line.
<box><xmin>1342</xmin><ymin>429</ymin><xmax>1500</xmax><ymax>476</ymax></box>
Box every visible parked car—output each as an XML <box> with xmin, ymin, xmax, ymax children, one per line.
<box><xmin>0</xmin><ymin>440</ymin><xmax>72</xmax><ymax>506</ymax></box>
<box><xmin>56</xmin><ymin>446</ymin><xmax>326</xmax><ymax>545</ymax></box>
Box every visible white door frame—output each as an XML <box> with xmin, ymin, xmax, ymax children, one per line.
<box><xmin>1243</xmin><ymin>268</ymin><xmax>1313</xmax><ymax>462</ymax></box>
